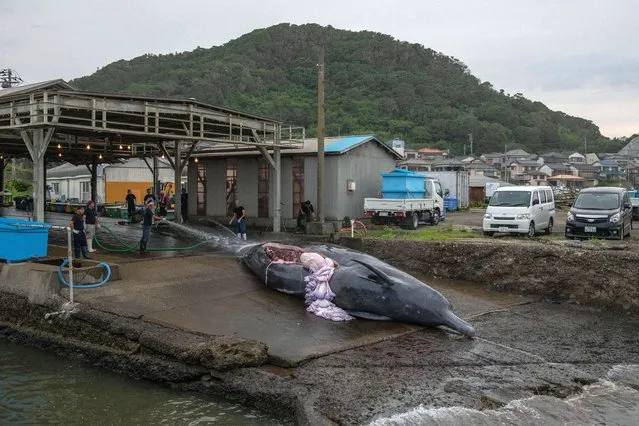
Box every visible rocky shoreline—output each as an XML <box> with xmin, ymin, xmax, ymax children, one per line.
<box><xmin>1</xmin><ymin>237</ymin><xmax>638</xmax><ymax>425</ymax></box>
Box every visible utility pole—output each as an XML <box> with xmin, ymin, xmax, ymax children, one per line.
<box><xmin>584</xmin><ymin>136</ymin><xmax>587</xmax><ymax>154</ymax></box>
<box><xmin>316</xmin><ymin>45</ymin><xmax>325</xmax><ymax>223</ymax></box>
<box><xmin>469</xmin><ymin>133</ymin><xmax>473</xmax><ymax>156</ymax></box>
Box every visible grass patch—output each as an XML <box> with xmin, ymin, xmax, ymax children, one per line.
<box><xmin>366</xmin><ymin>223</ymin><xmax>479</xmax><ymax>241</ymax></box>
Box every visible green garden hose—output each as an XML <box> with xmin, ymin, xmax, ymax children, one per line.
<box><xmin>94</xmin><ymin>224</ymin><xmax>210</xmax><ymax>253</ymax></box>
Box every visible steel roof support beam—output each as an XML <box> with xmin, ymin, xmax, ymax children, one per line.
<box><xmin>252</xmin><ymin>127</ymin><xmax>281</xmax><ymax>232</ymax></box>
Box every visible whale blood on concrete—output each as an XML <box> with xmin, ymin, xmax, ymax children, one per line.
<box><xmin>240</xmin><ymin>242</ymin><xmax>476</xmax><ymax>337</ymax></box>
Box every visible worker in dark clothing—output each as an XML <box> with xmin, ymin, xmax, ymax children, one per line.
<box><xmin>180</xmin><ymin>187</ymin><xmax>188</xmax><ymax>223</ymax></box>
<box><xmin>139</xmin><ymin>199</ymin><xmax>163</xmax><ymax>255</ymax></box>
<box><xmin>143</xmin><ymin>187</ymin><xmax>156</xmax><ymax>205</ymax></box>
<box><xmin>229</xmin><ymin>201</ymin><xmax>247</xmax><ymax>240</ymax></box>
<box><xmin>125</xmin><ymin>189</ymin><xmax>137</xmax><ymax>223</ymax></box>
<box><xmin>69</xmin><ymin>206</ymin><xmax>91</xmax><ymax>259</ymax></box>
<box><xmin>296</xmin><ymin>200</ymin><xmax>315</xmax><ymax>232</ymax></box>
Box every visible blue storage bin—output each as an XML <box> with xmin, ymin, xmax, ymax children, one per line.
<box><xmin>0</xmin><ymin>218</ymin><xmax>50</xmax><ymax>263</ymax></box>
<box><xmin>444</xmin><ymin>197</ymin><xmax>458</xmax><ymax>211</ymax></box>
<box><xmin>381</xmin><ymin>169</ymin><xmax>426</xmax><ymax>199</ymax></box>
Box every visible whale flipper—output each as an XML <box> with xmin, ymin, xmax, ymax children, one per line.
<box><xmin>346</xmin><ymin>311</ymin><xmax>393</xmax><ymax>321</ymax></box>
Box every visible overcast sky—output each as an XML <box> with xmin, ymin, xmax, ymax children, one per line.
<box><xmin>1</xmin><ymin>0</ymin><xmax>637</xmax><ymax>138</ymax></box>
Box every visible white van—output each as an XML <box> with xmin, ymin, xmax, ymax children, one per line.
<box><xmin>482</xmin><ymin>186</ymin><xmax>555</xmax><ymax>237</ymax></box>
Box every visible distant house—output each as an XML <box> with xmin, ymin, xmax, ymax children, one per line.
<box><xmin>569</xmin><ymin>163</ymin><xmax>599</xmax><ymax>187</ymax></box>
<box><xmin>467</xmin><ymin>163</ymin><xmax>501</xmax><ymax>179</ymax></box>
<box><xmin>546</xmin><ymin>174</ymin><xmax>586</xmax><ymax>189</ymax></box>
<box><xmin>509</xmin><ymin>159</ymin><xmax>541</xmax><ymax>176</ymax></box>
<box><xmin>418</xmin><ymin>147</ymin><xmax>448</xmax><ymax>160</ymax></box>
<box><xmin>594</xmin><ymin>159</ymin><xmax>625</xmax><ymax>181</ymax></box>
<box><xmin>585</xmin><ymin>153</ymin><xmax>600</xmax><ymax>165</ymax></box>
<box><xmin>539</xmin><ymin>163</ymin><xmax>571</xmax><ymax>177</ymax></box>
<box><xmin>403</xmin><ymin>148</ymin><xmax>420</xmax><ymax>160</ymax></box>
<box><xmin>568</xmin><ymin>152</ymin><xmax>586</xmax><ymax>163</ymax></box>
<box><xmin>431</xmin><ymin>160</ymin><xmax>467</xmax><ymax>171</ymax></box>
<box><xmin>512</xmin><ymin>171</ymin><xmax>548</xmax><ymax>186</ymax></box>
<box><xmin>396</xmin><ymin>157</ymin><xmax>433</xmax><ymax>172</ymax></box>
<box><xmin>480</xmin><ymin>152</ymin><xmax>504</xmax><ymax>166</ymax></box>
<box><xmin>538</xmin><ymin>152</ymin><xmax>569</xmax><ymax>165</ymax></box>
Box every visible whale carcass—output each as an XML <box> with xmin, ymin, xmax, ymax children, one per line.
<box><xmin>239</xmin><ymin>242</ymin><xmax>476</xmax><ymax>337</ymax></box>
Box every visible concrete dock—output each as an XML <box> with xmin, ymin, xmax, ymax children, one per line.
<box><xmin>1</xmin><ymin>207</ymin><xmax>638</xmax><ymax>425</ymax></box>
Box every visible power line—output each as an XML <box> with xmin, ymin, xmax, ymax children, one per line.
<box><xmin>0</xmin><ymin>69</ymin><xmax>24</xmax><ymax>88</ymax></box>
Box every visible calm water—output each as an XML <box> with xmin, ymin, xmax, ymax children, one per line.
<box><xmin>370</xmin><ymin>367</ymin><xmax>639</xmax><ymax>426</ymax></box>
<box><xmin>0</xmin><ymin>339</ymin><xmax>285</xmax><ymax>425</ymax></box>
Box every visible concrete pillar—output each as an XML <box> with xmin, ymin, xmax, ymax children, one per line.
<box><xmin>173</xmin><ymin>141</ymin><xmax>182</xmax><ymax>223</ymax></box>
<box><xmin>21</xmin><ymin>129</ymin><xmax>53</xmax><ymax>223</ymax></box>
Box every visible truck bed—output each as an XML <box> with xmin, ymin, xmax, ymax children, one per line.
<box><xmin>364</xmin><ymin>198</ymin><xmax>435</xmax><ymax>212</ymax></box>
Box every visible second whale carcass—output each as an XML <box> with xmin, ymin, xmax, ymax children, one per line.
<box><xmin>239</xmin><ymin>242</ymin><xmax>476</xmax><ymax>337</ymax></box>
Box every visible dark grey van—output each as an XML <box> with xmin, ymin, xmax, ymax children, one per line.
<box><xmin>565</xmin><ymin>187</ymin><xmax>633</xmax><ymax>240</ymax></box>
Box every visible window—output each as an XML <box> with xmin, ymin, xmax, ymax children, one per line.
<box><xmin>51</xmin><ymin>182</ymin><xmax>60</xmax><ymax>194</ymax></box>
<box><xmin>292</xmin><ymin>157</ymin><xmax>304</xmax><ymax>216</ymax></box>
<box><xmin>226</xmin><ymin>159</ymin><xmax>237</xmax><ymax>216</ymax></box>
<box><xmin>196</xmin><ymin>163</ymin><xmax>206</xmax><ymax>216</ymax></box>
<box><xmin>80</xmin><ymin>181</ymin><xmax>90</xmax><ymax>202</ymax></box>
<box><xmin>532</xmin><ymin>191</ymin><xmax>539</xmax><ymax>205</ymax></box>
<box><xmin>257</xmin><ymin>159</ymin><xmax>269</xmax><ymax>218</ymax></box>
<box><xmin>545</xmin><ymin>189</ymin><xmax>553</xmax><ymax>203</ymax></box>
<box><xmin>539</xmin><ymin>190</ymin><xmax>547</xmax><ymax>204</ymax></box>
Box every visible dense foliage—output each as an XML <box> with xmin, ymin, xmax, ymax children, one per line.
<box><xmin>71</xmin><ymin>23</ymin><xmax>623</xmax><ymax>155</ymax></box>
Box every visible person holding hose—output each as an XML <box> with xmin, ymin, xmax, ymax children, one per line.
<box><xmin>229</xmin><ymin>201</ymin><xmax>247</xmax><ymax>240</ymax></box>
<box><xmin>139</xmin><ymin>199</ymin><xmax>164</xmax><ymax>255</ymax></box>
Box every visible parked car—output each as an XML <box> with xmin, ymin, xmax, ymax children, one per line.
<box><xmin>565</xmin><ymin>187</ymin><xmax>633</xmax><ymax>240</ymax></box>
<box><xmin>482</xmin><ymin>186</ymin><xmax>555</xmax><ymax>237</ymax></box>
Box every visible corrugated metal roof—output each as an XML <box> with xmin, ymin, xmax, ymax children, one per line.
<box><xmin>0</xmin><ymin>79</ymin><xmax>75</xmax><ymax>99</ymax></box>
<box><xmin>193</xmin><ymin>135</ymin><xmax>402</xmax><ymax>159</ymax></box>
<box><xmin>324</xmin><ymin>135</ymin><xmax>372</xmax><ymax>153</ymax></box>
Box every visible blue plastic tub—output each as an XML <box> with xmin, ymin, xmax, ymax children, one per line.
<box><xmin>0</xmin><ymin>218</ymin><xmax>51</xmax><ymax>263</ymax></box>
<box><xmin>444</xmin><ymin>197</ymin><xmax>458</xmax><ymax>211</ymax></box>
<box><xmin>381</xmin><ymin>169</ymin><xmax>426</xmax><ymax>199</ymax></box>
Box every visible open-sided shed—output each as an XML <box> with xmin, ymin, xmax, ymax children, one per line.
<box><xmin>0</xmin><ymin>80</ymin><xmax>303</xmax><ymax>230</ymax></box>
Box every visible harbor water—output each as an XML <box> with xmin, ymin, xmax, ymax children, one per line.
<box><xmin>0</xmin><ymin>339</ymin><xmax>285</xmax><ymax>425</ymax></box>
<box><xmin>369</xmin><ymin>367</ymin><xmax>639</xmax><ymax>426</ymax></box>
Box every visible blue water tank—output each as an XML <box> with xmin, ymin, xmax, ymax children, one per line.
<box><xmin>381</xmin><ymin>169</ymin><xmax>426</xmax><ymax>199</ymax></box>
<box><xmin>444</xmin><ymin>197</ymin><xmax>458</xmax><ymax>211</ymax></box>
<box><xmin>0</xmin><ymin>218</ymin><xmax>50</xmax><ymax>263</ymax></box>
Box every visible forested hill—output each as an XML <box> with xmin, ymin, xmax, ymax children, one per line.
<box><xmin>71</xmin><ymin>23</ymin><xmax>620</xmax><ymax>155</ymax></box>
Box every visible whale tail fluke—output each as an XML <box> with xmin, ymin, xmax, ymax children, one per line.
<box><xmin>442</xmin><ymin>311</ymin><xmax>476</xmax><ymax>338</ymax></box>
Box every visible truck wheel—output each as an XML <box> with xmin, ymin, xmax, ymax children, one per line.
<box><xmin>410</xmin><ymin>212</ymin><xmax>419</xmax><ymax>230</ymax></box>
<box><xmin>430</xmin><ymin>210</ymin><xmax>440</xmax><ymax>226</ymax></box>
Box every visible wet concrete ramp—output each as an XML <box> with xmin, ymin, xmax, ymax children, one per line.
<box><xmin>72</xmin><ymin>254</ymin><xmax>418</xmax><ymax>366</ymax></box>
